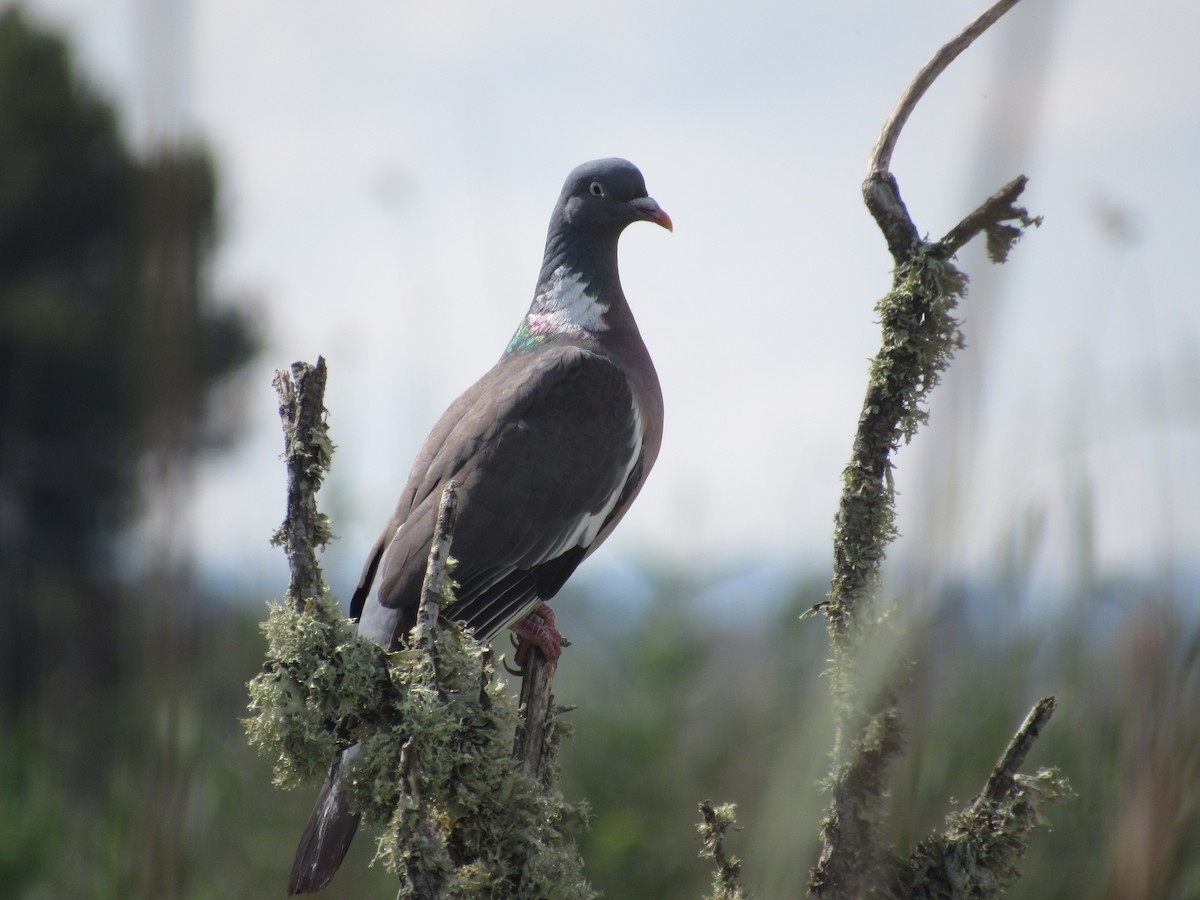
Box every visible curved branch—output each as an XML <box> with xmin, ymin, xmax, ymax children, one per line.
<box><xmin>863</xmin><ymin>0</ymin><xmax>1029</xmax><ymax>263</ymax></box>
<box><xmin>867</xmin><ymin>0</ymin><xmax>1027</xmax><ymax>178</ymax></box>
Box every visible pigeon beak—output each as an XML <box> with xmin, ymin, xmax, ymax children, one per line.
<box><xmin>630</xmin><ymin>196</ymin><xmax>673</xmax><ymax>232</ymax></box>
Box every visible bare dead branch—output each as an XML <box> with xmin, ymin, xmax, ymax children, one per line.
<box><xmin>935</xmin><ymin>175</ymin><xmax>1040</xmax><ymax>262</ymax></box>
<box><xmin>867</xmin><ymin>0</ymin><xmax>1027</xmax><ymax>178</ymax></box>
<box><xmin>513</xmin><ymin>650</ymin><xmax>560</xmax><ymax>783</ymax></box>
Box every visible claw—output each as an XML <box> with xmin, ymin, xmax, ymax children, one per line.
<box><xmin>509</xmin><ymin>603</ymin><xmax>567</xmax><ymax>666</ymax></box>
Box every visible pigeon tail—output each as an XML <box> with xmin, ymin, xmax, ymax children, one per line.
<box><xmin>287</xmin><ymin>749</ymin><xmax>362</xmax><ymax>894</ymax></box>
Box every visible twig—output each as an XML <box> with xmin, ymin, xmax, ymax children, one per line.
<box><xmin>901</xmin><ymin>697</ymin><xmax>1068</xmax><ymax>896</ymax></box>
<box><xmin>698</xmin><ymin>801</ymin><xmax>749</xmax><ymax>900</ymax></box>
<box><xmin>863</xmin><ymin>0</ymin><xmax>1030</xmax><ymax>264</ymax></box>
<box><xmin>413</xmin><ymin>481</ymin><xmax>461</xmax><ymax>657</ymax></box>
<box><xmin>935</xmin><ymin>175</ymin><xmax>1039</xmax><ymax>263</ymax></box>
<box><xmin>393</xmin><ymin>484</ymin><xmax>462</xmax><ymax>893</ymax></box>
<box><xmin>399</xmin><ymin>738</ymin><xmax>440</xmax><ymax>900</ymax></box>
<box><xmin>867</xmin><ymin>0</ymin><xmax>1026</xmax><ymax>178</ymax></box>
<box><xmin>978</xmin><ymin>696</ymin><xmax>1057</xmax><ymax>807</ymax></box>
<box><xmin>272</xmin><ymin>357</ymin><xmax>331</xmax><ymax>611</ymax></box>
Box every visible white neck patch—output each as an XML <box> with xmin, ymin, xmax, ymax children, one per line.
<box><xmin>527</xmin><ymin>265</ymin><xmax>608</xmax><ymax>335</ymax></box>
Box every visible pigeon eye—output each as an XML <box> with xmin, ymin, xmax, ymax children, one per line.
<box><xmin>588</xmin><ymin>181</ymin><xmax>605</xmax><ymax>197</ymax></box>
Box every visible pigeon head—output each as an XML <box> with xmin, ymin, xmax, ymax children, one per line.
<box><xmin>554</xmin><ymin>158</ymin><xmax>673</xmax><ymax>236</ymax></box>
<box><xmin>511</xmin><ymin>159</ymin><xmax>669</xmax><ymax>353</ymax></box>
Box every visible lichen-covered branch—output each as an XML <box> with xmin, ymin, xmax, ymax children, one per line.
<box><xmin>810</xmin><ymin>1</ymin><xmax>1060</xmax><ymax>897</ymax></box>
<box><xmin>825</xmin><ymin>250</ymin><xmax>967</xmax><ymax>647</ymax></box>
<box><xmin>977</xmin><ymin>696</ymin><xmax>1060</xmax><ymax>807</ymax></box>
<box><xmin>270</xmin><ymin>357</ymin><xmax>334</xmax><ymax>611</ymax></box>
<box><xmin>393</xmin><ymin>481</ymin><xmax>460</xmax><ymax>899</ymax></box>
<box><xmin>698</xmin><ymin>801</ymin><xmax>750</xmax><ymax>900</ymax></box>
<box><xmin>412</xmin><ymin>482</ymin><xmax>460</xmax><ymax>658</ymax></box>
<box><xmin>902</xmin><ymin>698</ymin><xmax>1071</xmax><ymax>897</ymax></box>
<box><xmin>249</xmin><ymin>359</ymin><xmax>392</xmax><ymax>790</ymax></box>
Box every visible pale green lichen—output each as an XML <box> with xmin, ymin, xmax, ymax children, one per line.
<box><xmin>245</xmin><ymin>593</ymin><xmax>390</xmax><ymax>789</ymax></box>
<box><xmin>245</xmin><ymin>592</ymin><xmax>593</xmax><ymax>898</ymax></box>
<box><xmin>365</xmin><ymin>625</ymin><xmax>594</xmax><ymax>898</ymax></box>
<box><xmin>983</xmin><ymin>211</ymin><xmax>1041</xmax><ymax>265</ymax></box>
<box><xmin>872</xmin><ymin>251</ymin><xmax>966</xmax><ymax>445</ymax></box>
<box><xmin>903</xmin><ymin>769</ymin><xmax>1074</xmax><ymax>899</ymax></box>
<box><xmin>698</xmin><ymin>801</ymin><xmax>751</xmax><ymax>900</ymax></box>
<box><xmin>828</xmin><ymin>249</ymin><xmax>967</xmax><ymax>652</ymax></box>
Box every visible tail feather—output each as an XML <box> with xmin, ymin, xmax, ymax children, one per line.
<box><xmin>287</xmin><ymin>749</ymin><xmax>362</xmax><ymax>894</ymax></box>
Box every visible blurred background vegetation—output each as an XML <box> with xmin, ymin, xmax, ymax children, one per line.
<box><xmin>2</xmin><ymin>7</ymin><xmax>1198</xmax><ymax>899</ymax></box>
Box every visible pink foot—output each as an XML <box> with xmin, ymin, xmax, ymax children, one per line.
<box><xmin>509</xmin><ymin>604</ymin><xmax>568</xmax><ymax>668</ymax></box>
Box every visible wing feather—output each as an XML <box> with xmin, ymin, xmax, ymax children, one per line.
<box><xmin>355</xmin><ymin>344</ymin><xmax>643</xmax><ymax>650</ymax></box>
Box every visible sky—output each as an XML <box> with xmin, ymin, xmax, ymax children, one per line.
<box><xmin>10</xmin><ymin>0</ymin><xmax>1200</xmax><ymax>605</ymax></box>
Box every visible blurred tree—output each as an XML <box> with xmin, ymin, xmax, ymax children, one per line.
<box><xmin>0</xmin><ymin>2</ymin><xmax>255</xmax><ymax>758</ymax></box>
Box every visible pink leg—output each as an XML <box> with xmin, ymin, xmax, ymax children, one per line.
<box><xmin>509</xmin><ymin>603</ymin><xmax>567</xmax><ymax>667</ymax></box>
